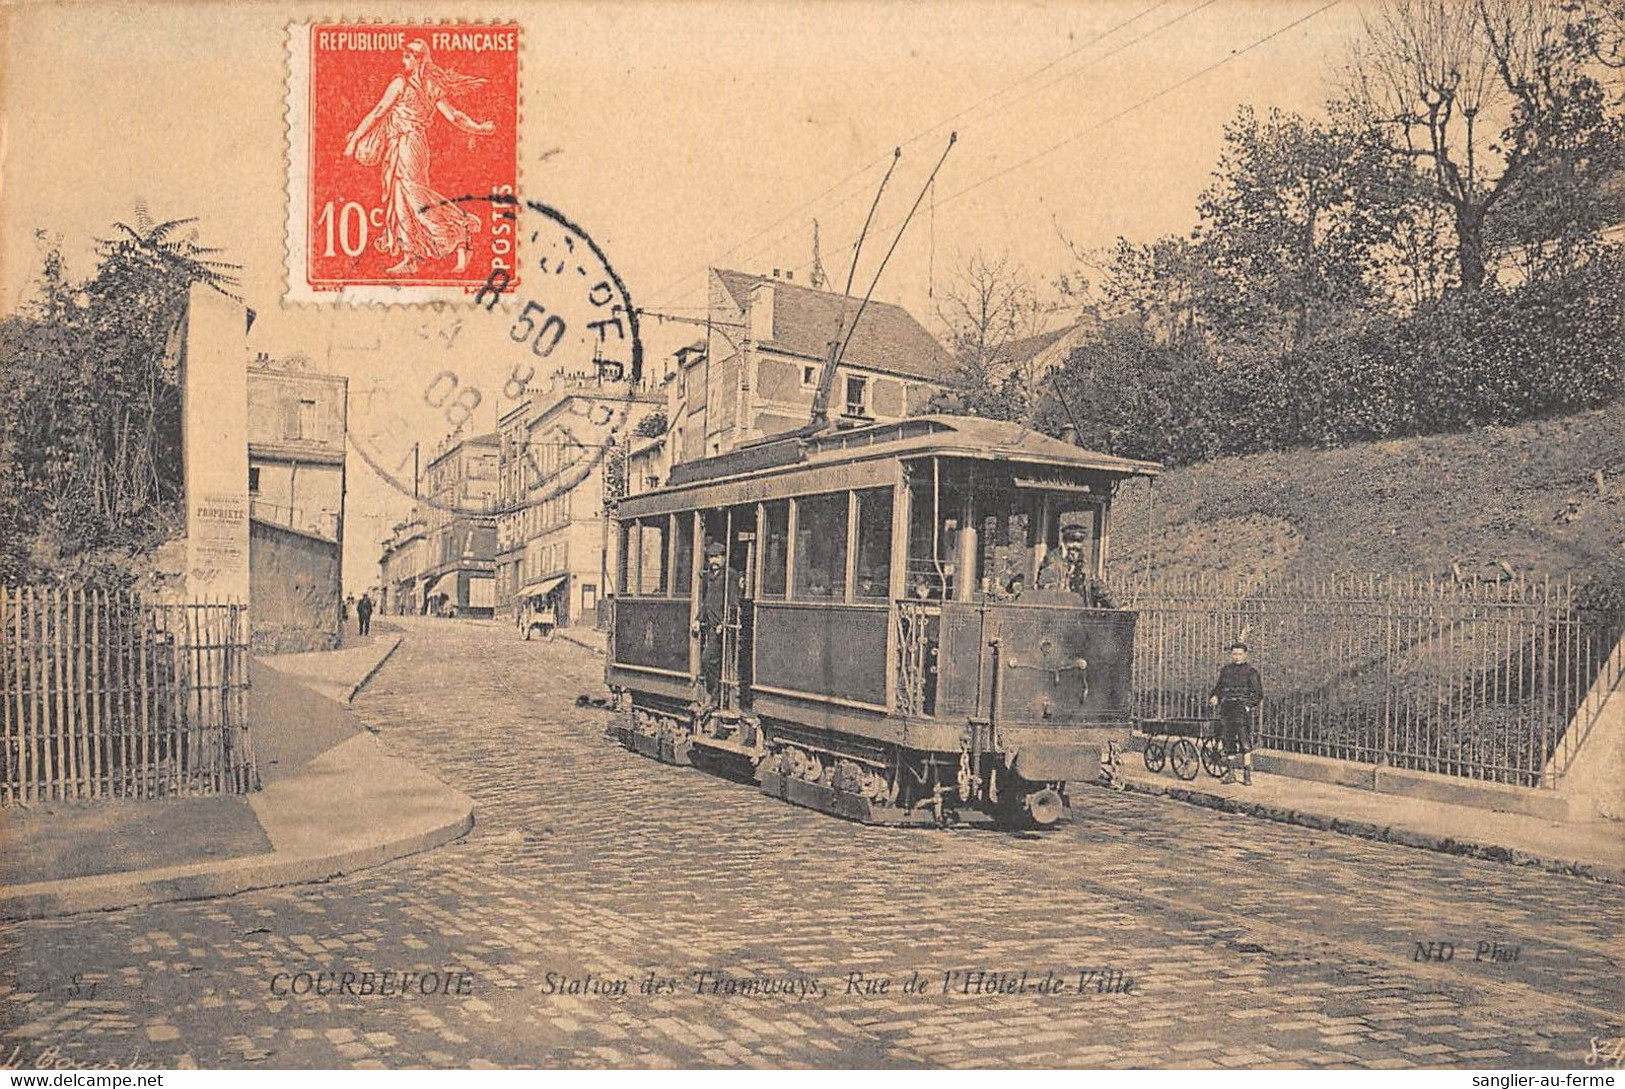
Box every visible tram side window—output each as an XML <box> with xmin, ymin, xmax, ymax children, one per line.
<box><xmin>638</xmin><ymin>519</ymin><xmax>669</xmax><ymax>595</ymax></box>
<box><xmin>760</xmin><ymin>500</ymin><xmax>789</xmax><ymax>600</ymax></box>
<box><xmin>853</xmin><ymin>487</ymin><xmax>892</xmax><ymax>600</ymax></box>
<box><xmin>617</xmin><ymin>520</ymin><xmax>634</xmax><ymax>596</ymax></box>
<box><xmin>792</xmin><ymin>492</ymin><xmax>847</xmax><ymax>601</ymax></box>
<box><xmin>672</xmin><ymin>512</ymin><xmax>694</xmax><ymax>596</ymax></box>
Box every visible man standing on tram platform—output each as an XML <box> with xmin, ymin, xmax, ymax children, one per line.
<box><xmin>1036</xmin><ymin>525</ymin><xmax>1116</xmax><ymax>608</ymax></box>
<box><xmin>693</xmin><ymin>541</ymin><xmax>734</xmax><ymax>713</ymax></box>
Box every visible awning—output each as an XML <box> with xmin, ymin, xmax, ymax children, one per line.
<box><xmin>427</xmin><ymin>571</ymin><xmax>458</xmax><ymax>601</ymax></box>
<box><xmin>516</xmin><ymin>575</ymin><xmax>566</xmax><ymax>601</ymax></box>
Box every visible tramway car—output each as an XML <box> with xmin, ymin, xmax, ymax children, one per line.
<box><xmin>605</xmin><ymin>415</ymin><xmax>1160</xmax><ymax>828</ymax></box>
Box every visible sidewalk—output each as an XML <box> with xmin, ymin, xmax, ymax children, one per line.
<box><xmin>1110</xmin><ymin>757</ymin><xmax>1625</xmax><ymax>884</ymax></box>
<box><xmin>0</xmin><ymin>625</ymin><xmax>473</xmax><ymax>920</ymax></box>
<box><xmin>254</xmin><ymin>619</ymin><xmax>405</xmax><ymax>705</ymax></box>
<box><xmin>549</xmin><ymin>632</ymin><xmax>1623</xmax><ymax>882</ymax></box>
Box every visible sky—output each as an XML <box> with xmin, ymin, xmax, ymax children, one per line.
<box><xmin>0</xmin><ymin>0</ymin><xmax>1373</xmax><ymax>590</ymax></box>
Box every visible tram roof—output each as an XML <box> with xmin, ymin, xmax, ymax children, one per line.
<box><xmin>656</xmin><ymin>415</ymin><xmax>1161</xmax><ymax>495</ymax></box>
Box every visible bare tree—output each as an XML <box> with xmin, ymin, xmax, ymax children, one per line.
<box><xmin>1345</xmin><ymin>0</ymin><xmax>1618</xmax><ymax>290</ymax></box>
<box><xmin>932</xmin><ymin>252</ymin><xmax>1049</xmax><ymax>420</ymax></box>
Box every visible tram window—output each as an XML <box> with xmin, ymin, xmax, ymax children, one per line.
<box><xmin>618</xmin><ymin>521</ymin><xmax>634</xmax><ymax>596</ymax></box>
<box><xmin>853</xmin><ymin>487</ymin><xmax>892</xmax><ymax>600</ymax></box>
<box><xmin>760</xmin><ymin>500</ymin><xmax>789</xmax><ymax>600</ymax></box>
<box><xmin>672</xmin><ymin>512</ymin><xmax>694</xmax><ymax>596</ymax></box>
<box><xmin>905</xmin><ymin>481</ymin><xmax>961</xmax><ymax>600</ymax></box>
<box><xmin>792</xmin><ymin>492</ymin><xmax>847</xmax><ymax>601</ymax></box>
<box><xmin>980</xmin><ymin>502</ymin><xmax>1035</xmax><ymax>597</ymax></box>
<box><xmin>638</xmin><ymin>519</ymin><xmax>669</xmax><ymax>595</ymax></box>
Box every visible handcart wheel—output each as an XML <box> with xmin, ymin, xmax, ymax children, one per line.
<box><xmin>1143</xmin><ymin>738</ymin><xmax>1167</xmax><ymax>774</ymax></box>
<box><xmin>1169</xmin><ymin>738</ymin><xmax>1200</xmax><ymax>781</ymax></box>
<box><xmin>1200</xmin><ymin>737</ymin><xmax>1228</xmax><ymax>779</ymax></box>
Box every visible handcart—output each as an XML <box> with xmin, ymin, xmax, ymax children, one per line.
<box><xmin>1136</xmin><ymin>717</ymin><xmax>1229</xmax><ymax>782</ymax></box>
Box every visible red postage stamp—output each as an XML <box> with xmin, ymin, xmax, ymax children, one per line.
<box><xmin>286</xmin><ymin>22</ymin><xmax>520</xmax><ymax>302</ymax></box>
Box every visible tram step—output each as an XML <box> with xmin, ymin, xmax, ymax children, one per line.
<box><xmin>759</xmin><ymin>770</ymin><xmax>937</xmax><ymax>826</ymax></box>
<box><xmin>690</xmin><ymin>734</ymin><xmax>765</xmax><ymax>762</ymax></box>
<box><xmin>606</xmin><ymin>721</ymin><xmax>693</xmax><ymax>766</ymax></box>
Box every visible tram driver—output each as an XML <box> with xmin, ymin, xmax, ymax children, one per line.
<box><xmin>1036</xmin><ymin>525</ymin><xmax>1116</xmax><ymax>608</ymax></box>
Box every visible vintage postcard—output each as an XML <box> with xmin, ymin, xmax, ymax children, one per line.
<box><xmin>0</xmin><ymin>0</ymin><xmax>1621</xmax><ymax>1077</ymax></box>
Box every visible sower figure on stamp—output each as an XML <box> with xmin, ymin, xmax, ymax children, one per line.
<box><xmin>1035</xmin><ymin>525</ymin><xmax>1117</xmax><ymax>608</ymax></box>
<box><xmin>692</xmin><ymin>541</ymin><xmax>736</xmax><ymax>716</ymax></box>
<box><xmin>343</xmin><ymin>39</ymin><xmax>496</xmax><ymax>275</ymax></box>
<box><xmin>1208</xmin><ymin>641</ymin><xmax>1264</xmax><ymax>785</ymax></box>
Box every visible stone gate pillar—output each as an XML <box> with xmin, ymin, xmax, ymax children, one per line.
<box><xmin>182</xmin><ymin>282</ymin><xmax>251</xmax><ymax>603</ymax></box>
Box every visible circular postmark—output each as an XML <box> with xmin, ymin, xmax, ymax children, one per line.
<box><xmin>346</xmin><ymin>196</ymin><xmax>650</xmax><ymax>521</ymax></box>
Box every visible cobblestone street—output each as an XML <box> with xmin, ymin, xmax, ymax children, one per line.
<box><xmin>3</xmin><ymin>620</ymin><xmax>1621</xmax><ymax>1070</ymax></box>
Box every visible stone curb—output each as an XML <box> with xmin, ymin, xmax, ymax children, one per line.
<box><xmin>347</xmin><ymin>635</ymin><xmax>404</xmax><ymax>703</ymax></box>
<box><xmin>0</xmin><ymin>807</ymin><xmax>474</xmax><ymax>921</ymax></box>
<box><xmin>1106</xmin><ymin>776</ymin><xmax>1625</xmax><ymax>887</ymax></box>
<box><xmin>555</xmin><ymin>630</ymin><xmax>606</xmax><ymax>655</ymax></box>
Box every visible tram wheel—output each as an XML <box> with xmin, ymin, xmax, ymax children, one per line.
<box><xmin>1200</xmin><ymin>738</ymin><xmax>1227</xmax><ymax>779</ymax></box>
<box><xmin>1169</xmin><ymin>739</ymin><xmax>1200</xmax><ymax>781</ymax></box>
<box><xmin>1143</xmin><ymin>739</ymin><xmax>1167</xmax><ymax>774</ymax></box>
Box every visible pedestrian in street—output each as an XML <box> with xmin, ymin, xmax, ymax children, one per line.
<box><xmin>1208</xmin><ymin>641</ymin><xmax>1264</xmax><ymax>786</ymax></box>
<box><xmin>356</xmin><ymin>592</ymin><xmax>375</xmax><ymax>637</ymax></box>
<box><xmin>340</xmin><ymin>594</ymin><xmax>352</xmax><ymax>632</ymax></box>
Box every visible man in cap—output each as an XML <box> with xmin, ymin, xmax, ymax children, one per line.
<box><xmin>1035</xmin><ymin>525</ymin><xmax>1116</xmax><ymax>608</ymax></box>
<box><xmin>1208</xmin><ymin>642</ymin><xmax>1264</xmax><ymax>785</ymax></box>
<box><xmin>693</xmin><ymin>540</ymin><xmax>735</xmax><ymax>711</ymax></box>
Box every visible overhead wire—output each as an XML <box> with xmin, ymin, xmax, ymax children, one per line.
<box><xmin>644</xmin><ymin>0</ymin><xmax>1187</xmax><ymax>307</ymax></box>
<box><xmin>789</xmin><ymin>0</ymin><xmax>1348</xmax><ymax>287</ymax></box>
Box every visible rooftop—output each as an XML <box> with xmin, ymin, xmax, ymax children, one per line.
<box><xmin>714</xmin><ymin>269</ymin><xmax>952</xmax><ymax>382</ymax></box>
<box><xmin>662</xmin><ymin>414</ymin><xmax>1160</xmax><ymax>490</ymax></box>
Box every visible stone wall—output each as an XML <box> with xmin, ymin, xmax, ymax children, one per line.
<box><xmin>249</xmin><ymin>519</ymin><xmax>341</xmax><ymax>654</ymax></box>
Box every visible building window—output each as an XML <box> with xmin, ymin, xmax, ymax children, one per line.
<box><xmin>801</xmin><ymin>363</ymin><xmax>818</xmax><ymax>388</ymax></box>
<box><xmin>844</xmin><ymin>375</ymin><xmax>869</xmax><ymax>417</ymax></box>
<box><xmin>248</xmin><ymin>467</ymin><xmax>261</xmax><ymax>494</ymax></box>
<box><xmin>582</xmin><ymin>583</ymin><xmax>598</xmax><ymax>612</ymax></box>
<box><xmin>299</xmin><ymin>398</ymin><xmax>320</xmax><ymax>441</ymax></box>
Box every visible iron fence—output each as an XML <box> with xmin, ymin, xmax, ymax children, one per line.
<box><xmin>0</xmin><ymin>587</ymin><xmax>255</xmax><ymax>805</ymax></box>
<box><xmin>1113</xmin><ymin>573</ymin><xmax>1622</xmax><ymax>788</ymax></box>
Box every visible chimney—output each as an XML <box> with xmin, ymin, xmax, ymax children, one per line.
<box><xmin>748</xmin><ymin>281</ymin><xmax>775</xmax><ymax>343</ymax></box>
<box><xmin>1059</xmin><ymin>422</ymin><xmax>1078</xmax><ymax>446</ymax></box>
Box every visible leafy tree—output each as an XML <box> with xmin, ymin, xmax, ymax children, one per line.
<box><xmin>0</xmin><ymin>211</ymin><xmax>239</xmax><ymax>584</ymax></box>
<box><xmin>1094</xmin><ymin>235</ymin><xmax>1211</xmax><ymax>352</ymax></box>
<box><xmin>634</xmin><ymin>409</ymin><xmax>668</xmax><ymax>438</ymax></box>
<box><xmin>1038</xmin><ymin>323</ymin><xmax>1222</xmax><ymax>466</ymax></box>
<box><xmin>1195</xmin><ymin>107</ymin><xmax>1413</xmax><ymax>348</ymax></box>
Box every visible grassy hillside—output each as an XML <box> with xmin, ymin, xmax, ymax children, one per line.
<box><xmin>1109</xmin><ymin>402</ymin><xmax>1625</xmax><ymax>592</ymax></box>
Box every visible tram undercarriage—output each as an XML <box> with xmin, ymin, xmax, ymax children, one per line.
<box><xmin>605</xmin><ymin>697</ymin><xmax>1085</xmax><ymax>830</ymax></box>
